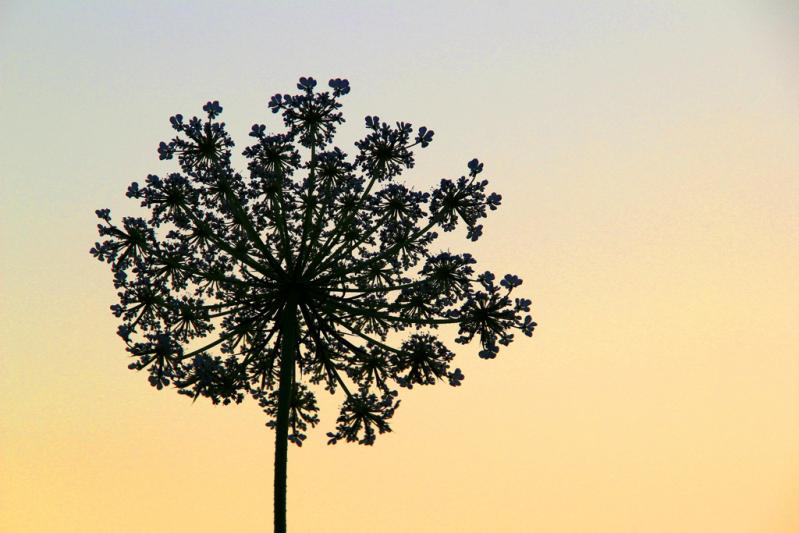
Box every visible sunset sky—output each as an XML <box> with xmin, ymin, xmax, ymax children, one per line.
<box><xmin>2</xmin><ymin>1</ymin><xmax>799</xmax><ymax>532</ymax></box>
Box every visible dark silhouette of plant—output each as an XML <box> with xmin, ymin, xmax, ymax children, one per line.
<box><xmin>90</xmin><ymin>76</ymin><xmax>536</xmax><ymax>533</ymax></box>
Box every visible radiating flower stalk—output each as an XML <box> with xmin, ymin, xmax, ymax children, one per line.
<box><xmin>91</xmin><ymin>77</ymin><xmax>536</xmax><ymax>533</ymax></box>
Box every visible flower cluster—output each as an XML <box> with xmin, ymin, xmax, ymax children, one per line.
<box><xmin>91</xmin><ymin>77</ymin><xmax>536</xmax><ymax>447</ymax></box>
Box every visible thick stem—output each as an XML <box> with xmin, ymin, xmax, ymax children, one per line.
<box><xmin>274</xmin><ymin>296</ymin><xmax>298</xmax><ymax>533</ymax></box>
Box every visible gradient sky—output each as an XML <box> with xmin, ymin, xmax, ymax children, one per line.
<box><xmin>2</xmin><ymin>1</ymin><xmax>799</xmax><ymax>532</ymax></box>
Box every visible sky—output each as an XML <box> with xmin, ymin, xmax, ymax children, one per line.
<box><xmin>2</xmin><ymin>1</ymin><xmax>799</xmax><ymax>531</ymax></box>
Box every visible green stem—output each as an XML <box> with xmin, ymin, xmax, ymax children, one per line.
<box><xmin>274</xmin><ymin>296</ymin><xmax>298</xmax><ymax>533</ymax></box>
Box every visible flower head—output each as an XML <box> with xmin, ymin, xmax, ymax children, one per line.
<box><xmin>91</xmin><ymin>76</ymin><xmax>536</xmax><ymax>446</ymax></box>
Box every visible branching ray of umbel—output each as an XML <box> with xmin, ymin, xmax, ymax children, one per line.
<box><xmin>91</xmin><ymin>77</ymin><xmax>537</xmax><ymax>533</ymax></box>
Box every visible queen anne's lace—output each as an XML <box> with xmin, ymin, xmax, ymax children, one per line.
<box><xmin>91</xmin><ymin>77</ymin><xmax>536</xmax><ymax>447</ymax></box>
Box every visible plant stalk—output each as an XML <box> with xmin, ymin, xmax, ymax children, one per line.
<box><xmin>274</xmin><ymin>296</ymin><xmax>298</xmax><ymax>533</ymax></box>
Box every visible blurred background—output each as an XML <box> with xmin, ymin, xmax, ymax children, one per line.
<box><xmin>2</xmin><ymin>1</ymin><xmax>798</xmax><ymax>531</ymax></box>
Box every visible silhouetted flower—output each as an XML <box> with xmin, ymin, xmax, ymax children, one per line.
<box><xmin>92</xmin><ymin>75</ymin><xmax>536</xmax><ymax>442</ymax></box>
<box><xmin>328</xmin><ymin>78</ymin><xmax>350</xmax><ymax>97</ymax></box>
<box><xmin>91</xmin><ymin>75</ymin><xmax>536</xmax><ymax>532</ymax></box>
<box><xmin>203</xmin><ymin>100</ymin><xmax>223</xmax><ymax>119</ymax></box>
<box><xmin>414</xmin><ymin>126</ymin><xmax>434</xmax><ymax>148</ymax></box>
<box><xmin>250</xmin><ymin>124</ymin><xmax>266</xmax><ymax>138</ymax></box>
<box><xmin>467</xmin><ymin>158</ymin><xmax>484</xmax><ymax>177</ymax></box>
